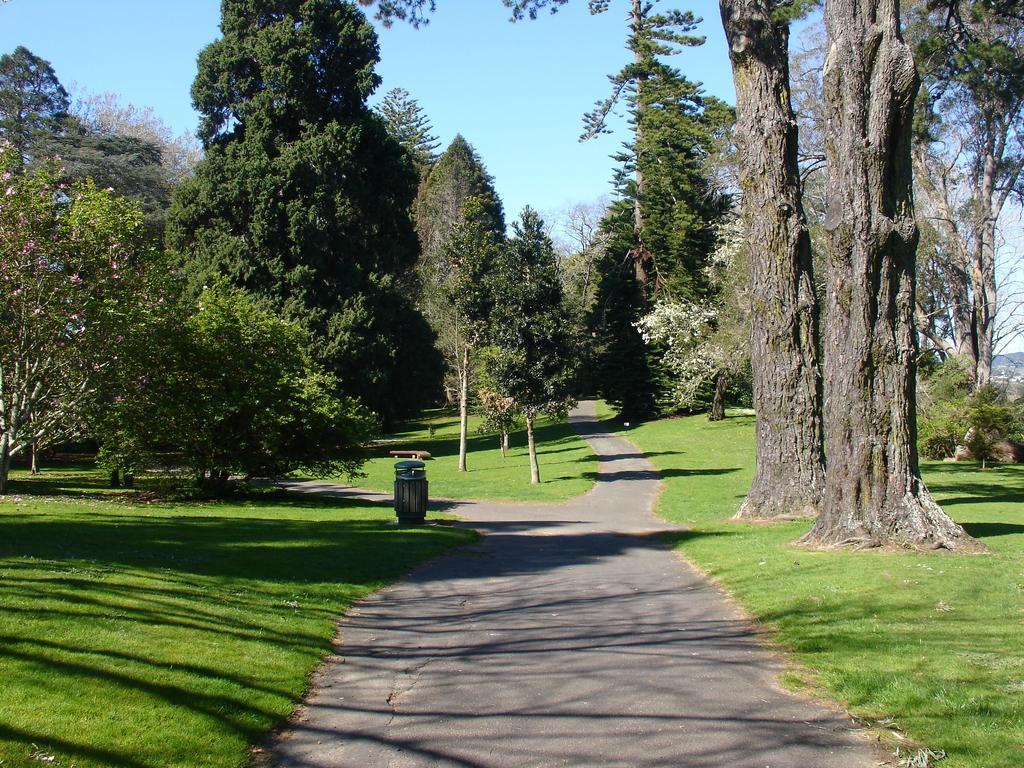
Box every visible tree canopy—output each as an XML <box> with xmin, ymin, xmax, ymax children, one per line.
<box><xmin>168</xmin><ymin>0</ymin><xmax>441</xmax><ymax>425</ymax></box>
<box><xmin>0</xmin><ymin>46</ymin><xmax>69</xmax><ymax>165</ymax></box>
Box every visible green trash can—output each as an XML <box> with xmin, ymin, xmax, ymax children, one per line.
<box><xmin>394</xmin><ymin>460</ymin><xmax>428</xmax><ymax>525</ymax></box>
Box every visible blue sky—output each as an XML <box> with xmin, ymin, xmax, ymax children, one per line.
<box><xmin>0</xmin><ymin>0</ymin><xmax>736</xmax><ymax>220</ymax></box>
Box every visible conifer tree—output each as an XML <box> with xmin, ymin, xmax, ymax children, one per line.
<box><xmin>376</xmin><ymin>87</ymin><xmax>440</xmax><ymax>172</ymax></box>
<box><xmin>416</xmin><ymin>135</ymin><xmax>504</xmax><ymax>260</ymax></box>
<box><xmin>719</xmin><ymin>0</ymin><xmax>826</xmax><ymax>520</ymax></box>
<box><xmin>583</xmin><ymin>2</ymin><xmax>731</xmax><ymax>418</ymax></box>
<box><xmin>437</xmin><ymin>197</ymin><xmax>503</xmax><ymax>472</ymax></box>
<box><xmin>167</xmin><ymin>0</ymin><xmax>440</xmax><ymax>425</ymax></box>
<box><xmin>0</xmin><ymin>46</ymin><xmax>69</xmax><ymax>166</ymax></box>
<box><xmin>487</xmin><ymin>208</ymin><xmax>577</xmax><ymax>484</ymax></box>
<box><xmin>414</xmin><ymin>135</ymin><xmax>505</xmax><ymax>418</ymax></box>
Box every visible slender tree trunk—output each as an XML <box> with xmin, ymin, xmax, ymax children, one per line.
<box><xmin>30</xmin><ymin>442</ymin><xmax>39</xmax><ymax>475</ymax></box>
<box><xmin>973</xmin><ymin>151</ymin><xmax>999</xmax><ymax>386</ymax></box>
<box><xmin>804</xmin><ymin>0</ymin><xmax>980</xmax><ymax>551</ymax></box>
<box><xmin>110</xmin><ymin>468</ymin><xmax>121</xmax><ymax>488</ymax></box>
<box><xmin>721</xmin><ymin>0</ymin><xmax>826</xmax><ymax>520</ymax></box>
<box><xmin>526</xmin><ymin>413</ymin><xmax>540</xmax><ymax>485</ymax></box>
<box><xmin>630</xmin><ymin>0</ymin><xmax>653</xmax><ymax>288</ymax></box>
<box><xmin>709</xmin><ymin>372</ymin><xmax>727</xmax><ymax>421</ymax></box>
<box><xmin>500</xmin><ymin>429</ymin><xmax>509</xmax><ymax>458</ymax></box>
<box><xmin>0</xmin><ymin>438</ymin><xmax>10</xmax><ymax>495</ymax></box>
<box><xmin>458</xmin><ymin>344</ymin><xmax>469</xmax><ymax>473</ymax></box>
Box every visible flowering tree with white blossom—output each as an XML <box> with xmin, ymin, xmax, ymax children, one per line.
<box><xmin>635</xmin><ymin>220</ymin><xmax>750</xmax><ymax>419</ymax></box>
<box><xmin>0</xmin><ymin>142</ymin><xmax>150</xmax><ymax>492</ymax></box>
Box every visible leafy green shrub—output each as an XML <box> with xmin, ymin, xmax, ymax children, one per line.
<box><xmin>917</xmin><ymin>357</ymin><xmax>971</xmax><ymax>459</ymax></box>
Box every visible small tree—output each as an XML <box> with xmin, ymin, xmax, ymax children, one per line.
<box><xmin>438</xmin><ymin>196</ymin><xmax>503</xmax><ymax>472</ymax></box>
<box><xmin>964</xmin><ymin>385</ymin><xmax>1019</xmax><ymax>470</ymax></box>
<box><xmin>488</xmin><ymin>208</ymin><xmax>577</xmax><ymax>484</ymax></box>
<box><xmin>0</xmin><ymin>144</ymin><xmax>151</xmax><ymax>492</ymax></box>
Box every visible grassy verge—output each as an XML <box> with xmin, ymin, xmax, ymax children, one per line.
<box><xmin>0</xmin><ymin>465</ymin><xmax>475</xmax><ymax>768</ymax></box>
<box><xmin>612</xmin><ymin>410</ymin><xmax>1024</xmax><ymax>768</ymax></box>
<box><xmin>346</xmin><ymin>409</ymin><xmax>598</xmax><ymax>503</ymax></box>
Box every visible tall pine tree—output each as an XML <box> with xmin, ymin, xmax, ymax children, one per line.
<box><xmin>376</xmin><ymin>87</ymin><xmax>440</xmax><ymax>172</ymax></box>
<box><xmin>0</xmin><ymin>46</ymin><xmax>69</xmax><ymax>167</ymax></box>
<box><xmin>585</xmin><ymin>3</ymin><xmax>732</xmax><ymax>418</ymax></box>
<box><xmin>167</xmin><ymin>0</ymin><xmax>440</xmax><ymax>425</ymax></box>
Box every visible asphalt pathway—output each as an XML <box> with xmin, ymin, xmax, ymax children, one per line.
<box><xmin>268</xmin><ymin>402</ymin><xmax>875</xmax><ymax>768</ymax></box>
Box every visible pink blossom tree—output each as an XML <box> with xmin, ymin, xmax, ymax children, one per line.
<box><xmin>0</xmin><ymin>142</ymin><xmax>151</xmax><ymax>492</ymax></box>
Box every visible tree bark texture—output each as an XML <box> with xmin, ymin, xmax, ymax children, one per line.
<box><xmin>30</xmin><ymin>442</ymin><xmax>39</xmax><ymax>475</ymax></box>
<box><xmin>721</xmin><ymin>0</ymin><xmax>826</xmax><ymax>520</ymax></box>
<box><xmin>458</xmin><ymin>344</ymin><xmax>469</xmax><ymax>473</ymax></box>
<box><xmin>709</xmin><ymin>372</ymin><xmax>727</xmax><ymax>421</ymax></box>
<box><xmin>0</xmin><ymin>440</ymin><xmax>10</xmax><ymax>495</ymax></box>
<box><xmin>526</xmin><ymin>414</ymin><xmax>540</xmax><ymax>485</ymax></box>
<box><xmin>805</xmin><ymin>0</ymin><xmax>980</xmax><ymax>551</ymax></box>
<box><xmin>501</xmin><ymin>429</ymin><xmax>509</xmax><ymax>458</ymax></box>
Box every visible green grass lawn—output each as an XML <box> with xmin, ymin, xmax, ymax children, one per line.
<box><xmin>0</xmin><ymin>465</ymin><xmax>475</xmax><ymax>768</ymax></box>
<box><xmin>346</xmin><ymin>409</ymin><xmax>598</xmax><ymax>503</ymax></box>
<box><xmin>612</xmin><ymin>411</ymin><xmax>1024</xmax><ymax>768</ymax></box>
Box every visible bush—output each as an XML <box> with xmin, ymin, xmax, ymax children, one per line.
<box><xmin>917</xmin><ymin>359</ymin><xmax>1024</xmax><ymax>465</ymax></box>
<box><xmin>93</xmin><ymin>286</ymin><xmax>378</xmax><ymax>492</ymax></box>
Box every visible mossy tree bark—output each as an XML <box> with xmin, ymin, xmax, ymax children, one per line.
<box><xmin>721</xmin><ymin>0</ymin><xmax>825</xmax><ymax>520</ymax></box>
<box><xmin>803</xmin><ymin>0</ymin><xmax>981</xmax><ymax>551</ymax></box>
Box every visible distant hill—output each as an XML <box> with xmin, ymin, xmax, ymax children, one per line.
<box><xmin>995</xmin><ymin>352</ymin><xmax>1024</xmax><ymax>367</ymax></box>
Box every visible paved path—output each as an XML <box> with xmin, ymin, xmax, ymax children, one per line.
<box><xmin>268</xmin><ymin>403</ymin><xmax>874</xmax><ymax>768</ymax></box>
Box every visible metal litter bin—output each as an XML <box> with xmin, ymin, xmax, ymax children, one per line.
<box><xmin>394</xmin><ymin>460</ymin><xmax>428</xmax><ymax>525</ymax></box>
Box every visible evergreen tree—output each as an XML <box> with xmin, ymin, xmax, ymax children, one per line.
<box><xmin>719</xmin><ymin>0</ymin><xmax>826</xmax><ymax>521</ymax></box>
<box><xmin>584</xmin><ymin>3</ymin><xmax>731</xmax><ymax>418</ymax></box>
<box><xmin>416</xmin><ymin>135</ymin><xmax>504</xmax><ymax>260</ymax></box>
<box><xmin>166</xmin><ymin>0</ymin><xmax>441</xmax><ymax>425</ymax></box>
<box><xmin>437</xmin><ymin>197</ymin><xmax>504</xmax><ymax>471</ymax></box>
<box><xmin>581</xmin><ymin>0</ymin><xmax>706</xmax><ymax>290</ymax></box>
<box><xmin>0</xmin><ymin>46</ymin><xmax>69</xmax><ymax>166</ymax></box>
<box><xmin>590</xmin><ymin>203</ymin><xmax>658</xmax><ymax>420</ymax></box>
<box><xmin>376</xmin><ymin>87</ymin><xmax>440</xmax><ymax>172</ymax></box>
<box><xmin>415</xmin><ymin>135</ymin><xmax>505</xmax><ymax>408</ymax></box>
<box><xmin>487</xmin><ymin>208</ymin><xmax>577</xmax><ymax>484</ymax></box>
<box><xmin>40</xmin><ymin>123</ymin><xmax>174</xmax><ymax>239</ymax></box>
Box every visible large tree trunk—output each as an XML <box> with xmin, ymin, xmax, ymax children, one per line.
<box><xmin>526</xmin><ymin>413</ymin><xmax>540</xmax><ymax>485</ymax></box>
<box><xmin>458</xmin><ymin>344</ymin><xmax>469</xmax><ymax>473</ymax></box>
<box><xmin>804</xmin><ymin>0</ymin><xmax>980</xmax><ymax>551</ymax></box>
<box><xmin>709</xmin><ymin>372</ymin><xmax>727</xmax><ymax>422</ymax></box>
<box><xmin>721</xmin><ymin>0</ymin><xmax>826</xmax><ymax>521</ymax></box>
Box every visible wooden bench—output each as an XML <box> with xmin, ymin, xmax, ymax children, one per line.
<box><xmin>389</xmin><ymin>449</ymin><xmax>433</xmax><ymax>460</ymax></box>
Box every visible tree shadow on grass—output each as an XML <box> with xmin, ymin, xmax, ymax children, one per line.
<box><xmin>4</xmin><ymin>462</ymin><xmax>118</xmax><ymax>500</ymax></box>
<box><xmin>960</xmin><ymin>522</ymin><xmax>1024</xmax><ymax>538</ymax></box>
<box><xmin>581</xmin><ymin>467</ymin><xmax>740</xmax><ymax>483</ymax></box>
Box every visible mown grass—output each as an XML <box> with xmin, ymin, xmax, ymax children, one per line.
<box><xmin>347</xmin><ymin>409</ymin><xmax>598</xmax><ymax>503</ymax></box>
<box><xmin>0</xmin><ymin>464</ymin><xmax>475</xmax><ymax>768</ymax></box>
<box><xmin>612</xmin><ymin>410</ymin><xmax>1024</xmax><ymax>768</ymax></box>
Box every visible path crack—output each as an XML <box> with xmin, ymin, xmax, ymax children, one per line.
<box><xmin>385</xmin><ymin>656</ymin><xmax>436</xmax><ymax>726</ymax></box>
